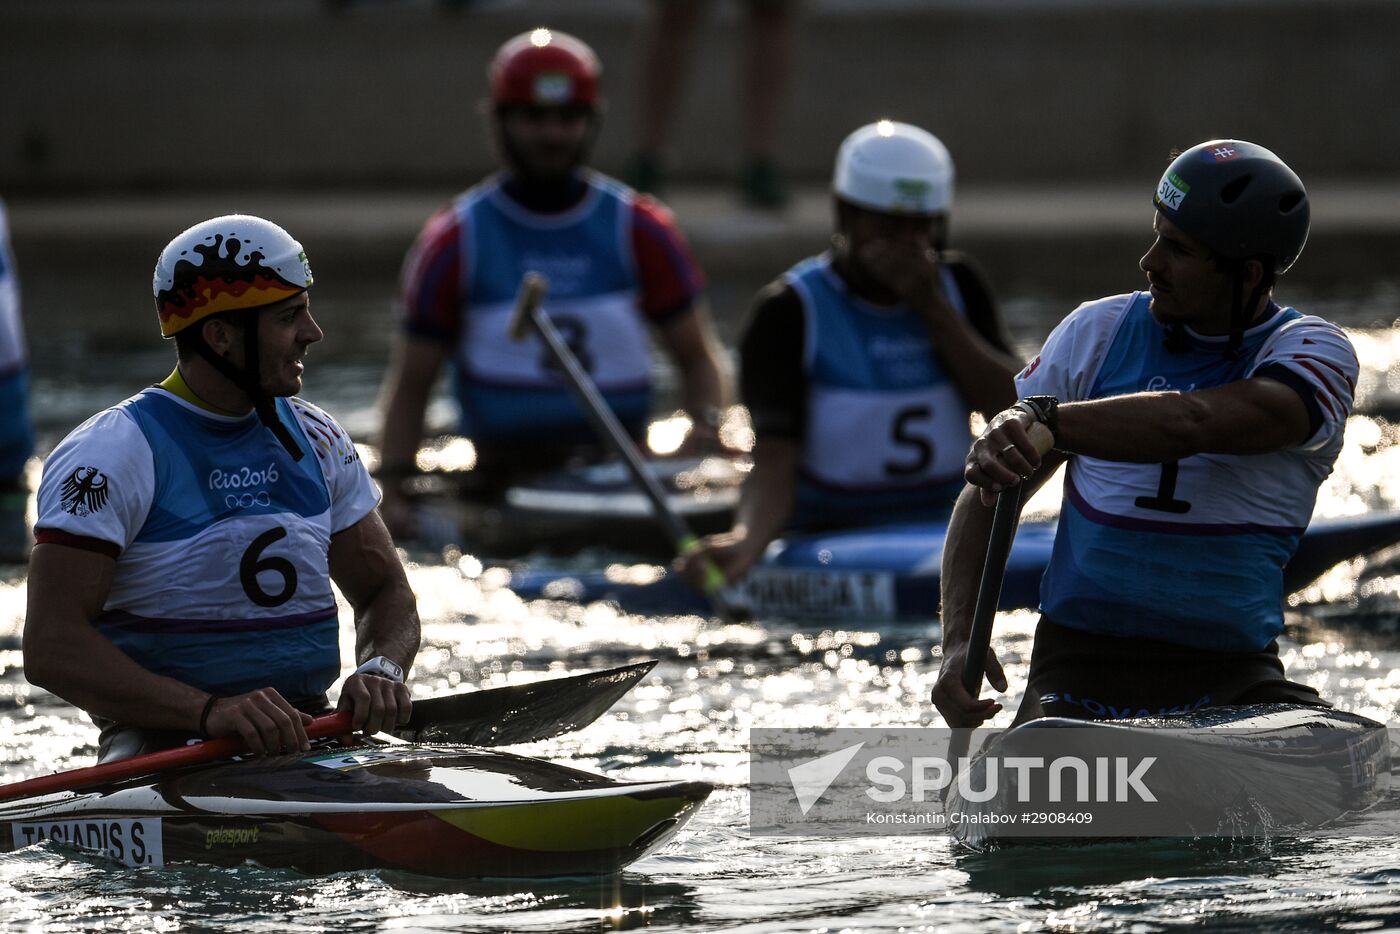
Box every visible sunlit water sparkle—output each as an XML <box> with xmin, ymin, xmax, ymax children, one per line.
<box><xmin>3</xmin><ymin>301</ymin><xmax>1400</xmax><ymax>931</ymax></box>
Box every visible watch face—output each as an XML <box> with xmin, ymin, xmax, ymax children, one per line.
<box><xmin>359</xmin><ymin>657</ymin><xmax>404</xmax><ymax>682</ymax></box>
<box><xmin>1026</xmin><ymin>396</ymin><xmax>1057</xmax><ymax>424</ymax></box>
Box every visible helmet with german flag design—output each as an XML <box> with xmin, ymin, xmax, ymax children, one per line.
<box><xmin>152</xmin><ymin>215</ymin><xmax>313</xmax><ymax>460</ymax></box>
<box><xmin>153</xmin><ymin>214</ymin><xmax>313</xmax><ymax>337</ymax></box>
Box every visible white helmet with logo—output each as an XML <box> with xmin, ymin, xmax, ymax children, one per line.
<box><xmin>151</xmin><ymin>214</ymin><xmax>314</xmax><ymax>460</ymax></box>
<box><xmin>153</xmin><ymin>214</ymin><xmax>313</xmax><ymax>338</ymax></box>
<box><xmin>833</xmin><ymin>120</ymin><xmax>954</xmax><ymax>216</ymax></box>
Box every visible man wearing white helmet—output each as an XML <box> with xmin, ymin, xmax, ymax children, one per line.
<box><xmin>681</xmin><ymin>121</ymin><xmax>1021</xmax><ymax>584</ymax></box>
<box><xmin>375</xmin><ymin>28</ymin><xmax>730</xmax><ymax>537</ymax></box>
<box><xmin>934</xmin><ymin>141</ymin><xmax>1355</xmax><ymax>727</ymax></box>
<box><xmin>24</xmin><ymin>215</ymin><xmax>420</xmax><ymax>762</ymax></box>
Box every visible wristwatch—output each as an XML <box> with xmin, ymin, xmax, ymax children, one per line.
<box><xmin>1014</xmin><ymin>395</ymin><xmax>1059</xmax><ymax>444</ymax></box>
<box><xmin>354</xmin><ymin>655</ymin><xmax>405</xmax><ymax>683</ymax></box>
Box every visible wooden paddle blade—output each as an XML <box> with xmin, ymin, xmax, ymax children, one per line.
<box><xmin>507</xmin><ymin>272</ymin><xmax>549</xmax><ymax>340</ymax></box>
<box><xmin>395</xmin><ymin>660</ymin><xmax>658</xmax><ymax>745</ymax></box>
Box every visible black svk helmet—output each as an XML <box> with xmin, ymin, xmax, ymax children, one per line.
<box><xmin>1152</xmin><ymin>139</ymin><xmax>1310</xmax><ymax>275</ymax></box>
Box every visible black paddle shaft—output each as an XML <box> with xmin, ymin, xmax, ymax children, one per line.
<box><xmin>961</xmin><ymin>486</ymin><xmax>1024</xmax><ymax>696</ymax></box>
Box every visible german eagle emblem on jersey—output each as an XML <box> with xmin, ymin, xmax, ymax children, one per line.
<box><xmin>60</xmin><ymin>466</ymin><xmax>110</xmax><ymax>517</ymax></box>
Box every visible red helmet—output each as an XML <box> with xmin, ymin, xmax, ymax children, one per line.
<box><xmin>489</xmin><ymin>28</ymin><xmax>600</xmax><ymax>109</ymax></box>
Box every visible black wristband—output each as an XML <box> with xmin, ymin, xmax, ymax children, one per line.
<box><xmin>1015</xmin><ymin>395</ymin><xmax>1060</xmax><ymax>440</ymax></box>
<box><xmin>198</xmin><ymin>694</ymin><xmax>220</xmax><ymax>739</ymax></box>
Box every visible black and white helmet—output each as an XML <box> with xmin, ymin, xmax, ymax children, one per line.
<box><xmin>1152</xmin><ymin>140</ymin><xmax>1309</xmax><ymax>275</ymax></box>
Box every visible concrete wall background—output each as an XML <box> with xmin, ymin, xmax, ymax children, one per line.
<box><xmin>2</xmin><ymin>0</ymin><xmax>1395</xmax><ymax>192</ymax></box>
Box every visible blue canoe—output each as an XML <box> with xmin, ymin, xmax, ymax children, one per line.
<box><xmin>505</xmin><ymin>511</ymin><xmax>1400</xmax><ymax>621</ymax></box>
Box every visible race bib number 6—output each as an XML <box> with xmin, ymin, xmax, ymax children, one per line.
<box><xmin>240</xmin><ymin>526</ymin><xmax>298</xmax><ymax>607</ymax></box>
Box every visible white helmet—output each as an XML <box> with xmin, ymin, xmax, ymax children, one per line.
<box><xmin>153</xmin><ymin>214</ymin><xmax>313</xmax><ymax>338</ymax></box>
<box><xmin>833</xmin><ymin>120</ymin><xmax>954</xmax><ymax>216</ymax></box>
<box><xmin>151</xmin><ymin>214</ymin><xmax>314</xmax><ymax>460</ymax></box>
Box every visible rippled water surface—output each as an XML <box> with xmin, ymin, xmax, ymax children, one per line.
<box><xmin>3</xmin><ymin>285</ymin><xmax>1400</xmax><ymax>931</ymax></box>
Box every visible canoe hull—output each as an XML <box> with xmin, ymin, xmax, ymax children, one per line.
<box><xmin>0</xmin><ymin>744</ymin><xmax>711</xmax><ymax>878</ymax></box>
<box><xmin>944</xmin><ymin>705</ymin><xmax>1391</xmax><ymax>850</ymax></box>
<box><xmin>507</xmin><ymin>511</ymin><xmax>1400</xmax><ymax>620</ymax></box>
<box><xmin>420</xmin><ymin>455</ymin><xmax>743</xmax><ymax>559</ymax></box>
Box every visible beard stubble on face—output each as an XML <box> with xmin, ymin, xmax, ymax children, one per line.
<box><xmin>496</xmin><ymin>112</ymin><xmax>593</xmax><ymax>188</ymax></box>
<box><xmin>255</xmin><ymin>327</ymin><xmax>309</xmax><ymax>399</ymax></box>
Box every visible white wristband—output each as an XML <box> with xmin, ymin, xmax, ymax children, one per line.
<box><xmin>354</xmin><ymin>655</ymin><xmax>405</xmax><ymax>683</ymax></box>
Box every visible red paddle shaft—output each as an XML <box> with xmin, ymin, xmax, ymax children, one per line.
<box><xmin>0</xmin><ymin>711</ymin><xmax>353</xmax><ymax>803</ymax></box>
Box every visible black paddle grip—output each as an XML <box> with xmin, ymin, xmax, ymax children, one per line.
<box><xmin>961</xmin><ymin>486</ymin><xmax>1023</xmax><ymax>696</ymax></box>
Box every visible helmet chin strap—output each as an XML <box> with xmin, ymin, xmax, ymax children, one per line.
<box><xmin>1224</xmin><ymin>263</ymin><xmax>1270</xmax><ymax>361</ymax></box>
<box><xmin>191</xmin><ymin>317</ymin><xmax>305</xmax><ymax>461</ymax></box>
<box><xmin>1162</xmin><ymin>265</ymin><xmax>1269</xmax><ymax>358</ymax></box>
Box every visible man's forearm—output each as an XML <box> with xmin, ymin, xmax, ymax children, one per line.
<box><xmin>353</xmin><ymin>577</ymin><xmax>421</xmax><ymax>672</ymax></box>
<box><xmin>26</xmin><ymin>620</ymin><xmax>211</xmax><ymax>732</ymax></box>
<box><xmin>1055</xmin><ymin>377</ymin><xmax>1309</xmax><ymax>463</ymax></box>
<box><xmin>376</xmin><ymin>337</ymin><xmax>448</xmax><ymax>474</ymax></box>
<box><xmin>329</xmin><ymin>512</ymin><xmax>421</xmax><ymax>673</ymax></box>
<box><xmin>679</xmin><ymin>350</ymin><xmax>728</xmax><ymax>422</ymax></box>
<box><xmin>25</xmin><ymin>545</ymin><xmax>211</xmax><ymax>732</ymax></box>
<box><xmin>732</xmin><ymin>440</ymin><xmax>799</xmax><ymax>551</ymax></box>
<box><xmin>379</xmin><ymin>383</ymin><xmax>430</xmax><ymax>475</ymax></box>
<box><xmin>917</xmin><ymin>299</ymin><xmax>1020</xmax><ymax>415</ymax></box>
<box><xmin>662</xmin><ymin>305</ymin><xmax>730</xmax><ymax>422</ymax></box>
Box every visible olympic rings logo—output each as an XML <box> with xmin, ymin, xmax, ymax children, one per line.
<box><xmin>225</xmin><ymin>491</ymin><xmax>272</xmax><ymax>510</ymax></box>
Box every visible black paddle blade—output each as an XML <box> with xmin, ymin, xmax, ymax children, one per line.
<box><xmin>394</xmin><ymin>660</ymin><xmax>658</xmax><ymax>745</ymax></box>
